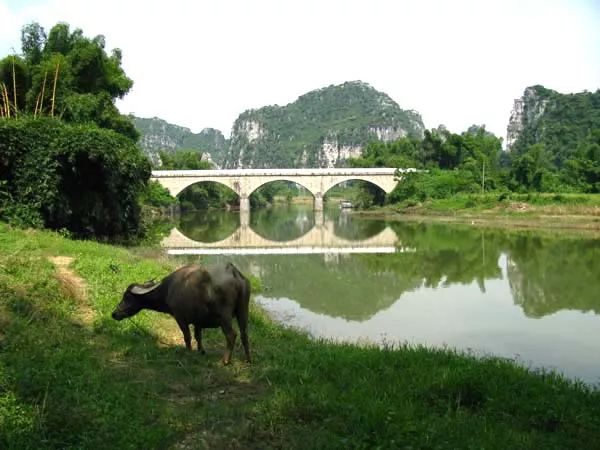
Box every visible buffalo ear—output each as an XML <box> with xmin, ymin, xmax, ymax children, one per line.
<box><xmin>131</xmin><ymin>282</ymin><xmax>161</xmax><ymax>295</ymax></box>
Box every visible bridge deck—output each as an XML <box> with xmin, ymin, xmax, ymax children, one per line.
<box><xmin>151</xmin><ymin>168</ymin><xmax>413</xmax><ymax>177</ymax></box>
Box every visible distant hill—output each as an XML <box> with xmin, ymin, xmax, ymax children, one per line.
<box><xmin>223</xmin><ymin>81</ymin><xmax>425</xmax><ymax>168</ymax></box>
<box><xmin>133</xmin><ymin>117</ymin><xmax>227</xmax><ymax>167</ymax></box>
<box><xmin>506</xmin><ymin>85</ymin><xmax>600</xmax><ymax>166</ymax></box>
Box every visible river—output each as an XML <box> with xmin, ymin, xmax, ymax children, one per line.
<box><xmin>158</xmin><ymin>204</ymin><xmax>600</xmax><ymax>384</ymax></box>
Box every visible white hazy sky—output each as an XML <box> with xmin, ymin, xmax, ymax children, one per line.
<box><xmin>1</xmin><ymin>0</ymin><xmax>599</xmax><ymax>140</ymax></box>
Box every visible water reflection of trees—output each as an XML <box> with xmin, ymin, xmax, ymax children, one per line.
<box><xmin>385</xmin><ymin>222</ymin><xmax>504</xmax><ymax>291</ymax></box>
<box><xmin>178</xmin><ymin>211</ymin><xmax>239</xmax><ymax>243</ymax></box>
<box><xmin>505</xmin><ymin>234</ymin><xmax>600</xmax><ymax>317</ymax></box>
<box><xmin>387</xmin><ymin>223</ymin><xmax>600</xmax><ymax>317</ymax></box>
<box><xmin>244</xmin><ymin>223</ymin><xmax>505</xmax><ymax>321</ymax></box>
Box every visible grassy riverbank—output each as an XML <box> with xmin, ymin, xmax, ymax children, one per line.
<box><xmin>1</xmin><ymin>222</ymin><xmax>600</xmax><ymax>449</ymax></box>
<box><xmin>357</xmin><ymin>193</ymin><xmax>600</xmax><ymax>231</ymax></box>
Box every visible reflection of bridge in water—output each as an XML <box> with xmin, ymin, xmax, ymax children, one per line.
<box><xmin>162</xmin><ymin>210</ymin><xmax>404</xmax><ymax>255</ymax></box>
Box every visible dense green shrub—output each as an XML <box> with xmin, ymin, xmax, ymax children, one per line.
<box><xmin>389</xmin><ymin>169</ymin><xmax>480</xmax><ymax>203</ymax></box>
<box><xmin>139</xmin><ymin>180</ymin><xmax>177</xmax><ymax>208</ymax></box>
<box><xmin>0</xmin><ymin>117</ymin><xmax>150</xmax><ymax>239</ymax></box>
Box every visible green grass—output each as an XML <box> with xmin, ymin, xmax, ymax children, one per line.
<box><xmin>392</xmin><ymin>192</ymin><xmax>600</xmax><ymax>217</ymax></box>
<box><xmin>1</xmin><ymin>222</ymin><xmax>600</xmax><ymax>449</ymax></box>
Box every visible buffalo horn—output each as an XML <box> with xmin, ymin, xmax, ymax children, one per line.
<box><xmin>131</xmin><ymin>282</ymin><xmax>161</xmax><ymax>295</ymax></box>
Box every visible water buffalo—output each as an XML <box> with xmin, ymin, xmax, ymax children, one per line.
<box><xmin>112</xmin><ymin>262</ymin><xmax>251</xmax><ymax>364</ymax></box>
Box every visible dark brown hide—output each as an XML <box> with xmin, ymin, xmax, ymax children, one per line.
<box><xmin>112</xmin><ymin>263</ymin><xmax>251</xmax><ymax>364</ymax></box>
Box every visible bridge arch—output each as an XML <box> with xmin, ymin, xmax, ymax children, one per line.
<box><xmin>248</xmin><ymin>178</ymin><xmax>317</xmax><ymax>199</ymax></box>
<box><xmin>153</xmin><ymin>174</ymin><xmax>241</xmax><ymax>197</ymax></box>
<box><xmin>173</xmin><ymin>178</ymin><xmax>238</xmax><ymax>196</ymax></box>
<box><xmin>321</xmin><ymin>177</ymin><xmax>391</xmax><ymax>196</ymax></box>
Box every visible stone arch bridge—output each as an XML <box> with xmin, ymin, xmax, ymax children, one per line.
<box><xmin>151</xmin><ymin>168</ymin><xmax>416</xmax><ymax>211</ymax></box>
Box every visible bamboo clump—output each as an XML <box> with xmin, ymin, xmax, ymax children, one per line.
<box><xmin>0</xmin><ymin>62</ymin><xmax>58</xmax><ymax>119</ymax></box>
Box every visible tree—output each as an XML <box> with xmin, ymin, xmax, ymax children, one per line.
<box><xmin>8</xmin><ymin>22</ymin><xmax>137</xmax><ymax>140</ymax></box>
<box><xmin>158</xmin><ymin>150</ymin><xmax>212</xmax><ymax>170</ymax></box>
<box><xmin>21</xmin><ymin>22</ymin><xmax>46</xmax><ymax>65</ymax></box>
<box><xmin>563</xmin><ymin>130</ymin><xmax>600</xmax><ymax>192</ymax></box>
<box><xmin>511</xmin><ymin>144</ymin><xmax>551</xmax><ymax>191</ymax></box>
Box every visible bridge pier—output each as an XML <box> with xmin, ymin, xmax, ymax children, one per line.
<box><xmin>240</xmin><ymin>207</ymin><xmax>250</xmax><ymax>228</ymax></box>
<box><xmin>314</xmin><ymin>194</ymin><xmax>323</xmax><ymax>212</ymax></box>
<box><xmin>315</xmin><ymin>209</ymin><xmax>324</xmax><ymax>228</ymax></box>
<box><xmin>240</xmin><ymin>196</ymin><xmax>250</xmax><ymax>215</ymax></box>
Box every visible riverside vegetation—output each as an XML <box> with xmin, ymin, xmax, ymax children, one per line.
<box><xmin>2</xmin><ymin>222</ymin><xmax>600</xmax><ymax>449</ymax></box>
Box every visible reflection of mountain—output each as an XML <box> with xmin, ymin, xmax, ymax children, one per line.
<box><xmin>243</xmin><ymin>254</ymin><xmax>421</xmax><ymax>321</ymax></box>
<box><xmin>506</xmin><ymin>236</ymin><xmax>600</xmax><ymax>317</ymax></box>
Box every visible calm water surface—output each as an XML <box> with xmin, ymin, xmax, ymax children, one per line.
<box><xmin>164</xmin><ymin>205</ymin><xmax>600</xmax><ymax>383</ymax></box>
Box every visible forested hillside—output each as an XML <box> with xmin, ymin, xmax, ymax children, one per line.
<box><xmin>222</xmin><ymin>81</ymin><xmax>425</xmax><ymax>168</ymax></box>
<box><xmin>506</xmin><ymin>86</ymin><xmax>600</xmax><ymax>192</ymax></box>
<box><xmin>134</xmin><ymin>116</ymin><xmax>227</xmax><ymax>166</ymax></box>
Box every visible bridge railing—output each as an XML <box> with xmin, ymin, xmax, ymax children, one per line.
<box><xmin>151</xmin><ymin>168</ymin><xmax>418</xmax><ymax>177</ymax></box>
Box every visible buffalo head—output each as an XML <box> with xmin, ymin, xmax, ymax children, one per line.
<box><xmin>111</xmin><ymin>281</ymin><xmax>160</xmax><ymax>321</ymax></box>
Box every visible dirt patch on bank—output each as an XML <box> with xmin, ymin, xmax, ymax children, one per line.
<box><xmin>48</xmin><ymin>256</ymin><xmax>94</xmax><ymax>325</ymax></box>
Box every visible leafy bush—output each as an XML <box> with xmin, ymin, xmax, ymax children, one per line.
<box><xmin>390</xmin><ymin>169</ymin><xmax>479</xmax><ymax>203</ymax></box>
<box><xmin>0</xmin><ymin>117</ymin><xmax>150</xmax><ymax>239</ymax></box>
<box><xmin>139</xmin><ymin>180</ymin><xmax>177</xmax><ymax>208</ymax></box>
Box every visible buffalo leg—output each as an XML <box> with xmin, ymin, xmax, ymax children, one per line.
<box><xmin>236</xmin><ymin>310</ymin><xmax>251</xmax><ymax>363</ymax></box>
<box><xmin>176</xmin><ymin>319</ymin><xmax>192</xmax><ymax>351</ymax></box>
<box><xmin>194</xmin><ymin>325</ymin><xmax>205</xmax><ymax>354</ymax></box>
<box><xmin>220</xmin><ymin>320</ymin><xmax>237</xmax><ymax>365</ymax></box>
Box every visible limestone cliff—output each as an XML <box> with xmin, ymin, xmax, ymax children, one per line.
<box><xmin>506</xmin><ymin>86</ymin><xmax>549</xmax><ymax>151</ymax></box>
